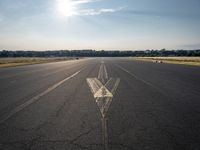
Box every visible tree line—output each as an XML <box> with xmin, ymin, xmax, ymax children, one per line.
<box><xmin>0</xmin><ymin>49</ymin><xmax>200</xmax><ymax>57</ymax></box>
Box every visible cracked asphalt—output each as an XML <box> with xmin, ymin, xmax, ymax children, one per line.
<box><xmin>0</xmin><ymin>58</ymin><xmax>200</xmax><ymax>150</ymax></box>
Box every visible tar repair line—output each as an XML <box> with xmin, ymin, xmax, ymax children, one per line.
<box><xmin>0</xmin><ymin>69</ymin><xmax>83</xmax><ymax>124</ymax></box>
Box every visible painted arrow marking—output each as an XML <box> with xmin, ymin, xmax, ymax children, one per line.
<box><xmin>87</xmin><ymin>60</ymin><xmax>120</xmax><ymax>150</ymax></box>
<box><xmin>94</xmin><ymin>86</ymin><xmax>113</xmax><ymax>98</ymax></box>
<box><xmin>87</xmin><ymin>61</ymin><xmax>120</xmax><ymax>117</ymax></box>
<box><xmin>87</xmin><ymin>79</ymin><xmax>113</xmax><ymax>98</ymax></box>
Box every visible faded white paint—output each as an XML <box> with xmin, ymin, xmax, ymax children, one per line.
<box><xmin>98</xmin><ymin>61</ymin><xmax>108</xmax><ymax>83</ymax></box>
<box><xmin>87</xmin><ymin>61</ymin><xmax>120</xmax><ymax>117</ymax></box>
<box><xmin>94</xmin><ymin>86</ymin><xmax>113</xmax><ymax>98</ymax></box>
<box><xmin>86</xmin><ymin>60</ymin><xmax>120</xmax><ymax>150</ymax></box>
<box><xmin>0</xmin><ymin>69</ymin><xmax>83</xmax><ymax>124</ymax></box>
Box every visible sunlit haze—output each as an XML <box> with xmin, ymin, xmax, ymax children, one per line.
<box><xmin>56</xmin><ymin>0</ymin><xmax>78</xmax><ymax>17</ymax></box>
<box><xmin>0</xmin><ymin>0</ymin><xmax>200</xmax><ymax>50</ymax></box>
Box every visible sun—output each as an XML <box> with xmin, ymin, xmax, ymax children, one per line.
<box><xmin>56</xmin><ymin>0</ymin><xmax>78</xmax><ymax>17</ymax></box>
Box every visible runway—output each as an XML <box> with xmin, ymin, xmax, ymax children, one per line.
<box><xmin>0</xmin><ymin>58</ymin><xmax>200</xmax><ymax>150</ymax></box>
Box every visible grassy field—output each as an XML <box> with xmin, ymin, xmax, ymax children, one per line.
<box><xmin>0</xmin><ymin>57</ymin><xmax>80</xmax><ymax>68</ymax></box>
<box><xmin>129</xmin><ymin>57</ymin><xmax>200</xmax><ymax>66</ymax></box>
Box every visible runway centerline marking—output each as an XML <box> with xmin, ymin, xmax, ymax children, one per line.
<box><xmin>98</xmin><ymin>62</ymin><xmax>108</xmax><ymax>84</ymax></box>
<box><xmin>0</xmin><ymin>69</ymin><xmax>83</xmax><ymax>124</ymax></box>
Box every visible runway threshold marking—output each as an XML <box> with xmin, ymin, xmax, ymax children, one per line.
<box><xmin>87</xmin><ymin>60</ymin><xmax>120</xmax><ymax>150</ymax></box>
<box><xmin>0</xmin><ymin>69</ymin><xmax>83</xmax><ymax>124</ymax></box>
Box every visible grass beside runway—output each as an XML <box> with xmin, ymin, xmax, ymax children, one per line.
<box><xmin>0</xmin><ymin>57</ymin><xmax>81</xmax><ymax>68</ymax></box>
<box><xmin>128</xmin><ymin>57</ymin><xmax>200</xmax><ymax>66</ymax></box>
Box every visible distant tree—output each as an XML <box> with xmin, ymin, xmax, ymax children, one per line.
<box><xmin>0</xmin><ymin>49</ymin><xmax>200</xmax><ymax>57</ymax></box>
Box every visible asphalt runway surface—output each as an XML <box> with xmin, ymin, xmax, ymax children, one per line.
<box><xmin>0</xmin><ymin>58</ymin><xmax>200</xmax><ymax>150</ymax></box>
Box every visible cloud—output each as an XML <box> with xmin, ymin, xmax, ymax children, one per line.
<box><xmin>180</xmin><ymin>43</ymin><xmax>200</xmax><ymax>49</ymax></box>
<box><xmin>73</xmin><ymin>0</ymin><xmax>99</xmax><ymax>4</ymax></box>
<box><xmin>80</xmin><ymin>7</ymin><xmax>124</xmax><ymax>16</ymax></box>
<box><xmin>55</xmin><ymin>0</ymin><xmax>125</xmax><ymax>17</ymax></box>
<box><xmin>75</xmin><ymin>0</ymin><xmax>125</xmax><ymax>16</ymax></box>
<box><xmin>0</xmin><ymin>14</ymin><xmax>3</xmax><ymax>22</ymax></box>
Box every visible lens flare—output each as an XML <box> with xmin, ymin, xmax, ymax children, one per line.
<box><xmin>56</xmin><ymin>0</ymin><xmax>78</xmax><ymax>17</ymax></box>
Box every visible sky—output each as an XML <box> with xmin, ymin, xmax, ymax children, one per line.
<box><xmin>0</xmin><ymin>0</ymin><xmax>200</xmax><ymax>50</ymax></box>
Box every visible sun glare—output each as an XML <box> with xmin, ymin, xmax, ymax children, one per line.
<box><xmin>56</xmin><ymin>0</ymin><xmax>78</xmax><ymax>17</ymax></box>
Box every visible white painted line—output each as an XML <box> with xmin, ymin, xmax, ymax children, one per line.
<box><xmin>94</xmin><ymin>86</ymin><xmax>113</xmax><ymax>98</ymax></box>
<box><xmin>98</xmin><ymin>63</ymin><xmax>103</xmax><ymax>80</ymax></box>
<box><xmin>102</xmin><ymin>117</ymin><xmax>109</xmax><ymax>150</ymax></box>
<box><xmin>87</xmin><ymin>78</ymin><xmax>120</xmax><ymax>118</ymax></box>
<box><xmin>111</xmin><ymin>78</ymin><xmax>120</xmax><ymax>95</ymax></box>
<box><xmin>86</xmin><ymin>61</ymin><xmax>120</xmax><ymax>150</ymax></box>
<box><xmin>87</xmin><ymin>78</ymin><xmax>113</xmax><ymax>98</ymax></box>
<box><xmin>42</xmin><ymin>67</ymin><xmax>69</xmax><ymax>77</ymax></box>
<box><xmin>116</xmin><ymin>65</ymin><xmax>139</xmax><ymax>79</ymax></box>
<box><xmin>103</xmin><ymin>78</ymin><xmax>120</xmax><ymax>116</ymax></box>
<box><xmin>0</xmin><ymin>58</ymin><xmax>89</xmax><ymax>80</ymax></box>
<box><xmin>86</xmin><ymin>78</ymin><xmax>103</xmax><ymax>95</ymax></box>
<box><xmin>41</xmin><ymin>63</ymin><xmax>83</xmax><ymax>77</ymax></box>
<box><xmin>116</xmin><ymin>64</ymin><xmax>165</xmax><ymax>94</ymax></box>
<box><xmin>98</xmin><ymin>61</ymin><xmax>108</xmax><ymax>83</ymax></box>
<box><xmin>103</xmin><ymin>64</ymin><xmax>108</xmax><ymax>80</ymax></box>
<box><xmin>0</xmin><ymin>69</ymin><xmax>83</xmax><ymax>124</ymax></box>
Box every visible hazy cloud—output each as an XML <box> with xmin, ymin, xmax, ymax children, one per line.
<box><xmin>56</xmin><ymin>0</ymin><xmax>125</xmax><ymax>17</ymax></box>
<box><xmin>73</xmin><ymin>0</ymin><xmax>99</xmax><ymax>4</ymax></box>
<box><xmin>0</xmin><ymin>14</ymin><xmax>3</xmax><ymax>22</ymax></box>
<box><xmin>180</xmin><ymin>43</ymin><xmax>200</xmax><ymax>49</ymax></box>
<box><xmin>80</xmin><ymin>7</ymin><xmax>125</xmax><ymax>16</ymax></box>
